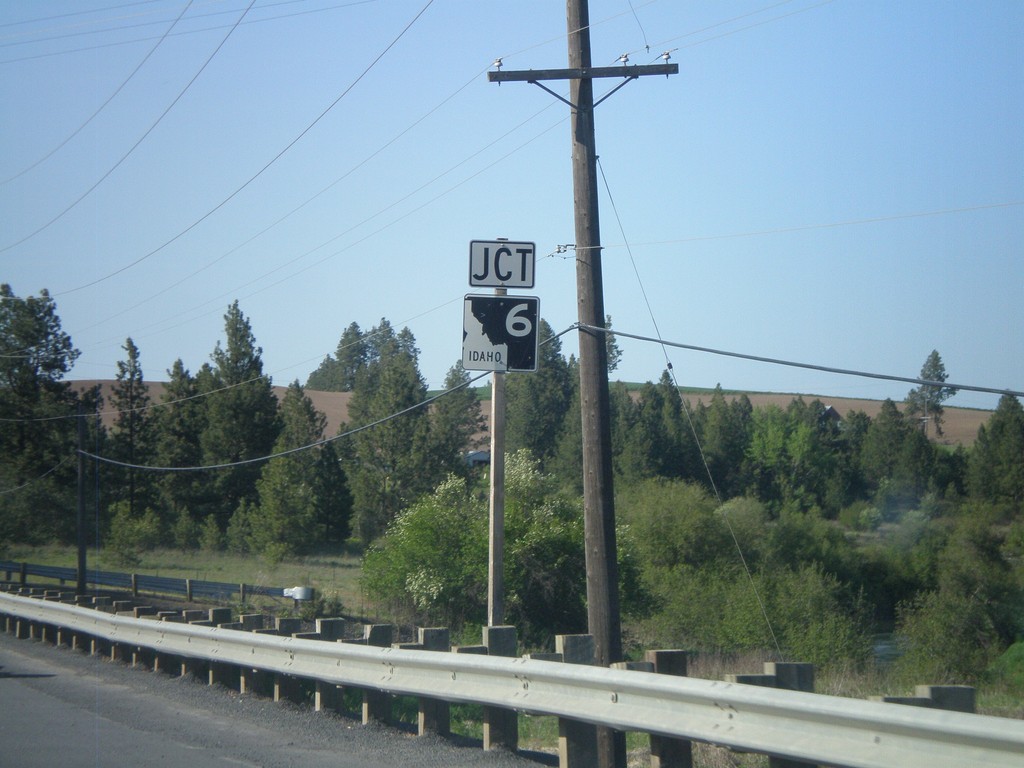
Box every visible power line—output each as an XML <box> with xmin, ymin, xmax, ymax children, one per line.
<box><xmin>75</xmin><ymin>323</ymin><xmax>578</xmax><ymax>473</ymax></box>
<box><xmin>70</xmin><ymin>74</ymin><xmax>553</xmax><ymax>339</ymax></box>
<box><xmin>0</xmin><ymin>0</ymin><xmax>163</xmax><ymax>33</ymax></box>
<box><xmin>0</xmin><ymin>456</ymin><xmax>75</xmax><ymax>495</ymax></box>
<box><xmin>1</xmin><ymin>0</ymin><xmax>194</xmax><ymax>185</ymax></box>
<box><xmin>596</xmin><ymin>156</ymin><xmax>781</xmax><ymax>656</ymax></box>
<box><xmin>0</xmin><ymin>1</ymin><xmax>376</xmax><ymax>61</ymax></box>
<box><xmin>579</xmin><ymin>323</ymin><xmax>1024</xmax><ymax>400</ymax></box>
<box><xmin>0</xmin><ymin>0</ymin><xmax>258</xmax><ymax>255</ymax></box>
<box><xmin>80</xmin><ymin>372</ymin><xmax>479</xmax><ymax>472</ymax></box>
<box><xmin>47</xmin><ymin>0</ymin><xmax>436</xmax><ymax>296</ymax></box>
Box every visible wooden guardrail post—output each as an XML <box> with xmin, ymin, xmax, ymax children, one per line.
<box><xmin>239</xmin><ymin>629</ymin><xmax>276</xmax><ymax>696</ymax></box>
<box><xmin>268</xmin><ymin>617</ymin><xmax>304</xmax><ymax>703</ymax></box>
<box><xmin>727</xmin><ymin>662</ymin><xmax>816</xmax><ymax>768</ymax></box>
<box><xmin>483</xmin><ymin>625</ymin><xmax>519</xmax><ymax>752</ymax></box>
<box><xmin>872</xmin><ymin>685</ymin><xmax>976</xmax><ymax>713</ymax></box>
<box><xmin>310</xmin><ymin>619</ymin><xmax>349</xmax><ymax>713</ymax></box>
<box><xmin>645</xmin><ymin>650</ymin><xmax>693</xmax><ymax>768</ymax></box>
<box><xmin>556</xmin><ymin>634</ymin><xmax>599</xmax><ymax>768</ymax></box>
<box><xmin>394</xmin><ymin>628</ymin><xmax>451</xmax><ymax>736</ymax></box>
<box><xmin>361</xmin><ymin>624</ymin><xmax>395</xmax><ymax>725</ymax></box>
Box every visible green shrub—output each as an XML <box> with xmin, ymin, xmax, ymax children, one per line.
<box><xmin>895</xmin><ymin>589</ymin><xmax>1001</xmax><ymax>684</ymax></box>
<box><xmin>106</xmin><ymin>501</ymin><xmax>162</xmax><ymax>567</ymax></box>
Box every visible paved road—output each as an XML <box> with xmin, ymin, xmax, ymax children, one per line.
<box><xmin>0</xmin><ymin>630</ymin><xmax>554</xmax><ymax>768</ymax></box>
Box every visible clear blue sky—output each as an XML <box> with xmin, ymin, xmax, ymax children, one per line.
<box><xmin>2</xmin><ymin>1</ymin><xmax>1021</xmax><ymax>410</ymax></box>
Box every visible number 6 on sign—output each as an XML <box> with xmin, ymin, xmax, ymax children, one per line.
<box><xmin>463</xmin><ymin>294</ymin><xmax>540</xmax><ymax>373</ymax></box>
<box><xmin>506</xmin><ymin>303</ymin><xmax>533</xmax><ymax>337</ymax></box>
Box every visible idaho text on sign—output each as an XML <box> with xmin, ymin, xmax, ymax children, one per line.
<box><xmin>462</xmin><ymin>295</ymin><xmax>539</xmax><ymax>372</ymax></box>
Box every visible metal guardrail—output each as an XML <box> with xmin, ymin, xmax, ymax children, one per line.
<box><xmin>2</xmin><ymin>592</ymin><xmax>1023</xmax><ymax>768</ymax></box>
<box><xmin>0</xmin><ymin>560</ymin><xmax>286</xmax><ymax>600</ymax></box>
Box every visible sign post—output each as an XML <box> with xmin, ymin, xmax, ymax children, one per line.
<box><xmin>463</xmin><ymin>240</ymin><xmax>538</xmax><ymax>629</ymax></box>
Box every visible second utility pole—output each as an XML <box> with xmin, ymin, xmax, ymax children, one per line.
<box><xmin>490</xmin><ymin>3</ymin><xmax>676</xmax><ymax>766</ymax></box>
<box><xmin>566</xmin><ymin>0</ymin><xmax>620</xmax><ymax>675</ymax></box>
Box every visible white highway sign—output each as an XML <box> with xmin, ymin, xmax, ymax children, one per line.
<box><xmin>469</xmin><ymin>240</ymin><xmax>535</xmax><ymax>288</ymax></box>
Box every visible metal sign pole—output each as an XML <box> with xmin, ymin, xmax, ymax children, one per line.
<box><xmin>487</xmin><ymin>287</ymin><xmax>507</xmax><ymax>627</ymax></box>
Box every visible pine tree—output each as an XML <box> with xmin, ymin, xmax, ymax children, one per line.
<box><xmin>201</xmin><ymin>302</ymin><xmax>281</xmax><ymax>528</ymax></box>
<box><xmin>0</xmin><ymin>285</ymin><xmax>92</xmax><ymax>543</ymax></box>
<box><xmin>905</xmin><ymin>350</ymin><xmax>958</xmax><ymax>438</ymax></box>
<box><xmin>505</xmin><ymin>319</ymin><xmax>574</xmax><ymax>468</ymax></box>
<box><xmin>428</xmin><ymin>361</ymin><xmax>485</xmax><ymax>479</ymax></box>
<box><xmin>246</xmin><ymin>382</ymin><xmax>351</xmax><ymax>560</ymax></box>
<box><xmin>107</xmin><ymin>338</ymin><xmax>154</xmax><ymax>519</ymax></box>
<box><xmin>969</xmin><ymin>395</ymin><xmax>1024</xmax><ymax>504</ymax></box>
<box><xmin>306</xmin><ymin>321</ymin><xmax>370</xmax><ymax>392</ymax></box>
<box><xmin>859</xmin><ymin>399</ymin><xmax>933</xmax><ymax>508</ymax></box>
<box><xmin>151</xmin><ymin>359</ymin><xmax>214</xmax><ymax>529</ymax></box>
<box><xmin>346</xmin><ymin>319</ymin><xmax>431</xmax><ymax>544</ymax></box>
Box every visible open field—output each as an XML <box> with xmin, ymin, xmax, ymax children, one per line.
<box><xmin>1</xmin><ymin>544</ymin><xmax>370</xmax><ymax>618</ymax></box>
<box><xmin>76</xmin><ymin>381</ymin><xmax>991</xmax><ymax>447</ymax></box>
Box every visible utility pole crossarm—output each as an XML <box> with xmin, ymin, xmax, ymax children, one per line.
<box><xmin>488</xmin><ymin>63</ymin><xmax>677</xmax><ymax>83</ymax></box>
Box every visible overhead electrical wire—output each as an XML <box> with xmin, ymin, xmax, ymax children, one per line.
<box><xmin>1</xmin><ymin>0</ymin><xmax>194</xmax><ymax>185</ymax></box>
<box><xmin>44</xmin><ymin>0</ymin><xmax>435</xmax><ymax>296</ymax></box>
<box><xmin>76</xmin><ymin>324</ymin><xmax>577</xmax><ymax>474</ymax></box>
<box><xmin>579</xmin><ymin>323</ymin><xmax>1024</xmax><ymax>401</ymax></box>
<box><xmin>0</xmin><ymin>456</ymin><xmax>75</xmax><ymax>495</ymax></box>
<box><xmin>9</xmin><ymin>1</ymin><xmax>1014</xmax><ymax>426</ymax></box>
<box><xmin>0</xmin><ymin>1</ymin><xmax>162</xmax><ymax>31</ymax></box>
<box><xmin>73</xmin><ymin>76</ymin><xmax>555</xmax><ymax>340</ymax></box>
<box><xmin>68</xmin><ymin>109</ymin><xmax>566</xmax><ymax>368</ymax></box>
<box><xmin>0</xmin><ymin>1</ymin><xmax>377</xmax><ymax>64</ymax></box>
<box><xmin>596</xmin><ymin>156</ymin><xmax>781</xmax><ymax>655</ymax></box>
<box><xmin>0</xmin><ymin>0</ymin><xmax>258</xmax><ymax>255</ymax></box>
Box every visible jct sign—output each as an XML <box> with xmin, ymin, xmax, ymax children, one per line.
<box><xmin>463</xmin><ymin>295</ymin><xmax>539</xmax><ymax>372</ymax></box>
<box><xmin>469</xmin><ymin>240</ymin><xmax>535</xmax><ymax>288</ymax></box>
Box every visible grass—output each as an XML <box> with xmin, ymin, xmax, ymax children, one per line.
<box><xmin>3</xmin><ymin>542</ymin><xmax>370</xmax><ymax>617</ymax></box>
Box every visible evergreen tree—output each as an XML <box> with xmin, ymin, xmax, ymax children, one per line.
<box><xmin>245</xmin><ymin>382</ymin><xmax>351</xmax><ymax>560</ymax></box>
<box><xmin>428</xmin><ymin>361</ymin><xmax>485</xmax><ymax>479</ymax></box>
<box><xmin>306</xmin><ymin>321</ymin><xmax>368</xmax><ymax>391</ymax></box>
<box><xmin>616</xmin><ymin>379</ymin><xmax>673</xmax><ymax>484</ymax></box>
<box><xmin>346</xmin><ymin>319</ymin><xmax>431</xmax><ymax>544</ymax></box>
<box><xmin>151</xmin><ymin>359</ymin><xmax>214</xmax><ymax>529</ymax></box>
<box><xmin>0</xmin><ymin>285</ymin><xmax>95</xmax><ymax>543</ymax></box>
<box><xmin>905</xmin><ymin>350</ymin><xmax>958</xmax><ymax>438</ymax></box>
<box><xmin>201</xmin><ymin>302</ymin><xmax>281</xmax><ymax>528</ymax></box>
<box><xmin>335</xmin><ymin>321</ymin><xmax>368</xmax><ymax>390</ymax></box>
<box><xmin>697</xmin><ymin>386</ymin><xmax>752</xmax><ymax>498</ymax></box>
<box><xmin>505</xmin><ymin>319</ymin><xmax>573</xmax><ymax>468</ymax></box>
<box><xmin>859</xmin><ymin>399</ymin><xmax>933</xmax><ymax>511</ymax></box>
<box><xmin>604</xmin><ymin>314</ymin><xmax>622</xmax><ymax>374</ymax></box>
<box><xmin>969</xmin><ymin>395</ymin><xmax>1024</xmax><ymax>504</ymax></box>
<box><xmin>106</xmin><ymin>338</ymin><xmax>154</xmax><ymax>519</ymax></box>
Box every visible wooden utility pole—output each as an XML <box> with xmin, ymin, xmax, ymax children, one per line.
<box><xmin>566</xmin><ymin>0</ymin><xmax>620</xmax><ymax>672</ymax></box>
<box><xmin>489</xmin><ymin>4</ymin><xmax>676</xmax><ymax>765</ymax></box>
